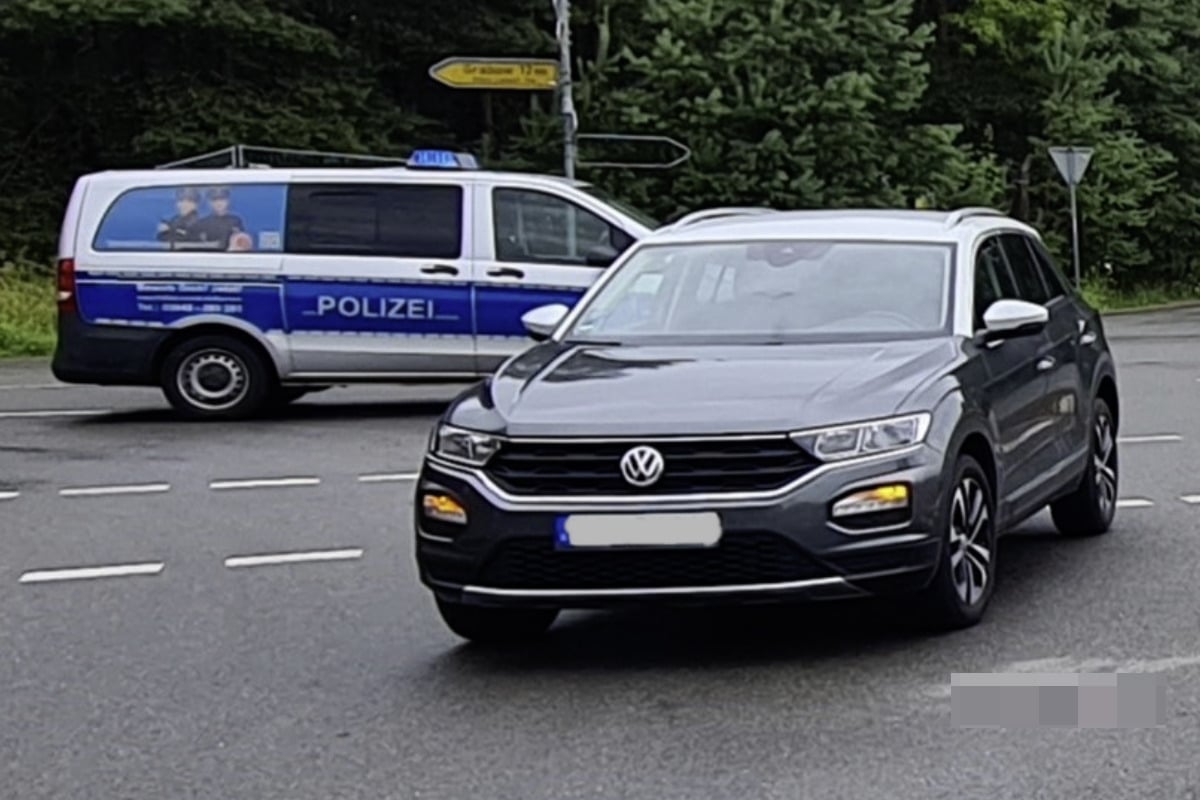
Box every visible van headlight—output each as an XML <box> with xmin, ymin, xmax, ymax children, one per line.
<box><xmin>791</xmin><ymin>413</ymin><xmax>931</xmax><ymax>462</ymax></box>
<box><xmin>431</xmin><ymin>425</ymin><xmax>502</xmax><ymax>466</ymax></box>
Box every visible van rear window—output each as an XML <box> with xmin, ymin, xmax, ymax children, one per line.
<box><xmin>93</xmin><ymin>184</ymin><xmax>287</xmax><ymax>253</ymax></box>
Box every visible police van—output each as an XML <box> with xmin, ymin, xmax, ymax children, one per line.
<box><xmin>51</xmin><ymin>150</ymin><xmax>658</xmax><ymax>419</ymax></box>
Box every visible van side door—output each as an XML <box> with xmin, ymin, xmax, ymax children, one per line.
<box><xmin>471</xmin><ymin>185</ymin><xmax>636</xmax><ymax>373</ymax></box>
<box><xmin>280</xmin><ymin>181</ymin><xmax>475</xmax><ymax>378</ymax></box>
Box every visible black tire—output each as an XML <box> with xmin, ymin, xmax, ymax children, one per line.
<box><xmin>1050</xmin><ymin>397</ymin><xmax>1117</xmax><ymax>537</ymax></box>
<box><xmin>915</xmin><ymin>455</ymin><xmax>998</xmax><ymax>631</ymax></box>
<box><xmin>160</xmin><ymin>335</ymin><xmax>274</xmax><ymax>421</ymax></box>
<box><xmin>436</xmin><ymin>599</ymin><xmax>558</xmax><ymax>645</ymax></box>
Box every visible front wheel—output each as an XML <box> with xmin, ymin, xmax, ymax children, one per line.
<box><xmin>436</xmin><ymin>599</ymin><xmax>558</xmax><ymax>645</ymax></box>
<box><xmin>160</xmin><ymin>335</ymin><xmax>273</xmax><ymax>421</ymax></box>
<box><xmin>915</xmin><ymin>455</ymin><xmax>998</xmax><ymax>631</ymax></box>
<box><xmin>1050</xmin><ymin>397</ymin><xmax>1117</xmax><ymax>537</ymax></box>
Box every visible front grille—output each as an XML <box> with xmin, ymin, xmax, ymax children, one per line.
<box><xmin>485</xmin><ymin>437</ymin><xmax>819</xmax><ymax>495</ymax></box>
<box><xmin>478</xmin><ymin>532</ymin><xmax>830</xmax><ymax>589</ymax></box>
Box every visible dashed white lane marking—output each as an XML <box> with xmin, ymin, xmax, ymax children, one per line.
<box><xmin>19</xmin><ymin>561</ymin><xmax>164</xmax><ymax>584</ymax></box>
<box><xmin>924</xmin><ymin>654</ymin><xmax>1200</xmax><ymax>699</ymax></box>
<box><xmin>59</xmin><ymin>483</ymin><xmax>170</xmax><ymax>498</ymax></box>
<box><xmin>1117</xmin><ymin>498</ymin><xmax>1154</xmax><ymax>508</ymax></box>
<box><xmin>1120</xmin><ymin>434</ymin><xmax>1182</xmax><ymax>444</ymax></box>
<box><xmin>1180</xmin><ymin>495</ymin><xmax>1200</xmax><ymax>505</ymax></box>
<box><xmin>357</xmin><ymin>472</ymin><xmax>418</xmax><ymax>483</ymax></box>
<box><xmin>224</xmin><ymin>548</ymin><xmax>364</xmax><ymax>569</ymax></box>
<box><xmin>0</xmin><ymin>383</ymin><xmax>68</xmax><ymax>391</ymax></box>
<box><xmin>0</xmin><ymin>409</ymin><xmax>110</xmax><ymax>419</ymax></box>
<box><xmin>0</xmin><ymin>491</ymin><xmax>18</xmax><ymax>501</ymax></box>
<box><xmin>210</xmin><ymin>477</ymin><xmax>321</xmax><ymax>491</ymax></box>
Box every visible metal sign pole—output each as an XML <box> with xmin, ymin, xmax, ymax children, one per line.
<box><xmin>1068</xmin><ymin>180</ymin><xmax>1081</xmax><ymax>290</ymax></box>
<box><xmin>554</xmin><ymin>0</ymin><xmax>577</xmax><ymax>180</ymax></box>
<box><xmin>1048</xmin><ymin>146</ymin><xmax>1094</xmax><ymax>291</ymax></box>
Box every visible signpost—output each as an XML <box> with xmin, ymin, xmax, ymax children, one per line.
<box><xmin>427</xmin><ymin>57</ymin><xmax>559</xmax><ymax>91</ymax></box>
<box><xmin>552</xmin><ymin>0</ymin><xmax>577</xmax><ymax>180</ymax></box>
<box><xmin>1048</xmin><ymin>146</ymin><xmax>1094</xmax><ymax>289</ymax></box>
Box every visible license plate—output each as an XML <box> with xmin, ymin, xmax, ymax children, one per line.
<box><xmin>556</xmin><ymin>512</ymin><xmax>722</xmax><ymax>549</ymax></box>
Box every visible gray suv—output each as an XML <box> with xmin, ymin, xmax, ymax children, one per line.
<box><xmin>413</xmin><ymin>208</ymin><xmax>1120</xmax><ymax>644</ymax></box>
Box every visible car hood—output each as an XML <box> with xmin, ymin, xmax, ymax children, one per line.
<box><xmin>467</xmin><ymin>338</ymin><xmax>962</xmax><ymax>437</ymax></box>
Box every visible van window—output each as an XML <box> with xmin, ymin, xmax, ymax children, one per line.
<box><xmin>92</xmin><ymin>184</ymin><xmax>287</xmax><ymax>252</ymax></box>
<box><xmin>286</xmin><ymin>184</ymin><xmax>463</xmax><ymax>259</ymax></box>
<box><xmin>493</xmin><ymin>188</ymin><xmax>634</xmax><ymax>265</ymax></box>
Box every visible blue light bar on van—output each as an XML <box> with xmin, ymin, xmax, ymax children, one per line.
<box><xmin>406</xmin><ymin>150</ymin><xmax>480</xmax><ymax>170</ymax></box>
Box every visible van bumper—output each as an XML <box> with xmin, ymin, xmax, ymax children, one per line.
<box><xmin>51</xmin><ymin>314</ymin><xmax>167</xmax><ymax>386</ymax></box>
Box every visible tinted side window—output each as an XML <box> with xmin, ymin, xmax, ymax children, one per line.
<box><xmin>974</xmin><ymin>237</ymin><xmax>1012</xmax><ymax>329</ymax></box>
<box><xmin>1026</xmin><ymin>237</ymin><xmax>1071</xmax><ymax>299</ymax></box>
<box><xmin>286</xmin><ymin>184</ymin><xmax>462</xmax><ymax>258</ymax></box>
<box><xmin>1000</xmin><ymin>233</ymin><xmax>1050</xmax><ymax>305</ymax></box>
<box><xmin>93</xmin><ymin>183</ymin><xmax>287</xmax><ymax>253</ymax></box>
<box><xmin>493</xmin><ymin>188</ymin><xmax>633</xmax><ymax>265</ymax></box>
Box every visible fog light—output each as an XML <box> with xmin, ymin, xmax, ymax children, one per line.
<box><xmin>831</xmin><ymin>484</ymin><xmax>910</xmax><ymax>518</ymax></box>
<box><xmin>422</xmin><ymin>493</ymin><xmax>467</xmax><ymax>525</ymax></box>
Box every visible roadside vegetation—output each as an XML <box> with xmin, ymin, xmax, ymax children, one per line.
<box><xmin>4</xmin><ymin>0</ymin><xmax>1200</xmax><ymax>305</ymax></box>
<box><xmin>0</xmin><ymin>262</ymin><xmax>55</xmax><ymax>358</ymax></box>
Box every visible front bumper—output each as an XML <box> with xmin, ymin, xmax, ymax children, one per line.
<box><xmin>413</xmin><ymin>445</ymin><xmax>947</xmax><ymax>609</ymax></box>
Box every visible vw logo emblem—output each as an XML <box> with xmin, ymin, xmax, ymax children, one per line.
<box><xmin>620</xmin><ymin>445</ymin><xmax>665</xmax><ymax>487</ymax></box>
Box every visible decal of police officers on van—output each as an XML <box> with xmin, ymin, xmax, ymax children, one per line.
<box><xmin>94</xmin><ymin>184</ymin><xmax>286</xmax><ymax>253</ymax></box>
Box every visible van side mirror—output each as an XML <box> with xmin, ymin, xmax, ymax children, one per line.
<box><xmin>585</xmin><ymin>245</ymin><xmax>619</xmax><ymax>267</ymax></box>
<box><xmin>521</xmin><ymin>303</ymin><xmax>570</xmax><ymax>341</ymax></box>
<box><xmin>981</xmin><ymin>299</ymin><xmax>1049</xmax><ymax>341</ymax></box>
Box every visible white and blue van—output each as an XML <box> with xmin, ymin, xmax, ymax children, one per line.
<box><xmin>51</xmin><ymin>150</ymin><xmax>658</xmax><ymax>419</ymax></box>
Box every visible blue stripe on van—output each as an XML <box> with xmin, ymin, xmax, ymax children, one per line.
<box><xmin>474</xmin><ymin>285</ymin><xmax>587</xmax><ymax>338</ymax></box>
<box><xmin>76</xmin><ymin>277</ymin><xmax>286</xmax><ymax>331</ymax></box>
<box><xmin>75</xmin><ymin>273</ymin><xmax>588</xmax><ymax>339</ymax></box>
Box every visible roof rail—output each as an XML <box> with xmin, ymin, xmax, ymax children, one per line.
<box><xmin>666</xmin><ymin>207</ymin><xmax>776</xmax><ymax>230</ymax></box>
<box><xmin>944</xmin><ymin>207</ymin><xmax>1006</xmax><ymax>228</ymax></box>
<box><xmin>156</xmin><ymin>144</ymin><xmax>409</xmax><ymax>170</ymax></box>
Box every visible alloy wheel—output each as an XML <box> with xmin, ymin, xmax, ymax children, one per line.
<box><xmin>1093</xmin><ymin>412</ymin><xmax>1117</xmax><ymax>518</ymax></box>
<box><xmin>948</xmin><ymin>476</ymin><xmax>991</xmax><ymax>607</ymax></box>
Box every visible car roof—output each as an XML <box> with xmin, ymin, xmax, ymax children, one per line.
<box><xmin>645</xmin><ymin>208</ymin><xmax>1039</xmax><ymax>244</ymax></box>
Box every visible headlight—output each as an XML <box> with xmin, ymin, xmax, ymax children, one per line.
<box><xmin>791</xmin><ymin>413</ymin><xmax>931</xmax><ymax>462</ymax></box>
<box><xmin>431</xmin><ymin>424</ymin><xmax>502</xmax><ymax>466</ymax></box>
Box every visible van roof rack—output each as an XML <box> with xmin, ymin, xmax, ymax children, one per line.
<box><xmin>944</xmin><ymin>207</ymin><xmax>1006</xmax><ymax>228</ymax></box>
<box><xmin>155</xmin><ymin>144</ymin><xmax>410</xmax><ymax>170</ymax></box>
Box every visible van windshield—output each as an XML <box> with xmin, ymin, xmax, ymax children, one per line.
<box><xmin>579</xmin><ymin>185</ymin><xmax>660</xmax><ymax>230</ymax></box>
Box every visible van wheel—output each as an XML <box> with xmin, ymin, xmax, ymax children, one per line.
<box><xmin>161</xmin><ymin>335</ymin><xmax>273</xmax><ymax>421</ymax></box>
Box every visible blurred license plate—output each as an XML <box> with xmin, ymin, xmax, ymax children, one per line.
<box><xmin>557</xmin><ymin>512</ymin><xmax>722</xmax><ymax>549</ymax></box>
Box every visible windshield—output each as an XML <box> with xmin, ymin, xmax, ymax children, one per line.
<box><xmin>579</xmin><ymin>184</ymin><xmax>661</xmax><ymax>230</ymax></box>
<box><xmin>564</xmin><ymin>239</ymin><xmax>954</xmax><ymax>345</ymax></box>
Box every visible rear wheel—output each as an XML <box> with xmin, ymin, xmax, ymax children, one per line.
<box><xmin>1050</xmin><ymin>397</ymin><xmax>1117</xmax><ymax>537</ymax></box>
<box><xmin>915</xmin><ymin>455</ymin><xmax>998</xmax><ymax>631</ymax></box>
<box><xmin>160</xmin><ymin>335</ymin><xmax>273</xmax><ymax>421</ymax></box>
<box><xmin>435</xmin><ymin>599</ymin><xmax>558</xmax><ymax>645</ymax></box>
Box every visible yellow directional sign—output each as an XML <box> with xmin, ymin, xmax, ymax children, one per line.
<box><xmin>428</xmin><ymin>57</ymin><xmax>559</xmax><ymax>91</ymax></box>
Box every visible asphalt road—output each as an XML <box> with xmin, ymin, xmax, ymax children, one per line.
<box><xmin>3</xmin><ymin>310</ymin><xmax>1200</xmax><ymax>799</ymax></box>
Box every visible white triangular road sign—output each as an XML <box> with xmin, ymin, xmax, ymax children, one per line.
<box><xmin>1049</xmin><ymin>146</ymin><xmax>1094</xmax><ymax>186</ymax></box>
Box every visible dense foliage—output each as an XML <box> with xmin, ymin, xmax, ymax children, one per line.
<box><xmin>1</xmin><ymin>0</ymin><xmax>1197</xmax><ymax>289</ymax></box>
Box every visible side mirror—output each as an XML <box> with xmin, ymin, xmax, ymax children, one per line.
<box><xmin>585</xmin><ymin>245</ymin><xmax>619</xmax><ymax>267</ymax></box>
<box><xmin>981</xmin><ymin>299</ymin><xmax>1049</xmax><ymax>341</ymax></box>
<box><xmin>521</xmin><ymin>303</ymin><xmax>570</xmax><ymax>342</ymax></box>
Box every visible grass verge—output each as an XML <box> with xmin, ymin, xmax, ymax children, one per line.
<box><xmin>0</xmin><ymin>264</ymin><xmax>56</xmax><ymax>358</ymax></box>
<box><xmin>1081</xmin><ymin>278</ymin><xmax>1200</xmax><ymax>313</ymax></box>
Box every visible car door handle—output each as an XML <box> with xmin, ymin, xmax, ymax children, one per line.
<box><xmin>1037</xmin><ymin>356</ymin><xmax>1056</xmax><ymax>372</ymax></box>
<box><xmin>421</xmin><ymin>264</ymin><xmax>459</xmax><ymax>276</ymax></box>
<box><xmin>1079</xmin><ymin>331</ymin><xmax>1097</xmax><ymax>345</ymax></box>
<box><xmin>488</xmin><ymin>267</ymin><xmax>525</xmax><ymax>279</ymax></box>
